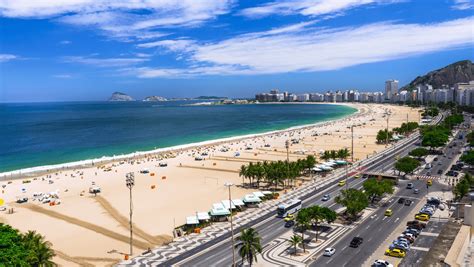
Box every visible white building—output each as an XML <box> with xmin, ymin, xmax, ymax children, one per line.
<box><xmin>385</xmin><ymin>79</ymin><xmax>399</xmax><ymax>101</ymax></box>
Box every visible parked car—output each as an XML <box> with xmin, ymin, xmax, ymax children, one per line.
<box><xmin>16</xmin><ymin>197</ymin><xmax>28</xmax><ymax>204</ymax></box>
<box><xmin>350</xmin><ymin>237</ymin><xmax>364</xmax><ymax>248</ymax></box>
<box><xmin>407</xmin><ymin>220</ymin><xmax>426</xmax><ymax>228</ymax></box>
<box><xmin>323</xmin><ymin>247</ymin><xmax>336</xmax><ymax>257</ymax></box>
<box><xmin>372</xmin><ymin>260</ymin><xmax>394</xmax><ymax>267</ymax></box>
<box><xmin>385</xmin><ymin>248</ymin><xmax>406</xmax><ymax>258</ymax></box>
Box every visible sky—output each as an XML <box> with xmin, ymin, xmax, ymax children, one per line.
<box><xmin>0</xmin><ymin>0</ymin><xmax>473</xmax><ymax>102</ymax></box>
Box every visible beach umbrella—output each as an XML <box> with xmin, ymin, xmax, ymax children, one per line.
<box><xmin>0</xmin><ymin>198</ymin><xmax>4</xmax><ymax>206</ymax></box>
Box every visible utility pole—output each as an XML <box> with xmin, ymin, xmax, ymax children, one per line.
<box><xmin>351</xmin><ymin>125</ymin><xmax>354</xmax><ymax>162</ymax></box>
<box><xmin>125</xmin><ymin>172</ymin><xmax>135</xmax><ymax>257</ymax></box>
<box><xmin>385</xmin><ymin>113</ymin><xmax>390</xmax><ymax>147</ymax></box>
<box><xmin>285</xmin><ymin>140</ymin><xmax>290</xmax><ymax>188</ymax></box>
<box><xmin>224</xmin><ymin>182</ymin><xmax>236</xmax><ymax>267</ymax></box>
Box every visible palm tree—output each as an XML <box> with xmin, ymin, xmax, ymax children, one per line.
<box><xmin>287</xmin><ymin>235</ymin><xmax>302</xmax><ymax>255</ymax></box>
<box><xmin>239</xmin><ymin>165</ymin><xmax>247</xmax><ymax>187</ymax></box>
<box><xmin>235</xmin><ymin>228</ymin><xmax>262</xmax><ymax>266</ymax></box>
<box><xmin>22</xmin><ymin>230</ymin><xmax>55</xmax><ymax>266</ymax></box>
<box><xmin>295</xmin><ymin>208</ymin><xmax>311</xmax><ymax>253</ymax></box>
<box><xmin>337</xmin><ymin>148</ymin><xmax>350</xmax><ymax>160</ymax></box>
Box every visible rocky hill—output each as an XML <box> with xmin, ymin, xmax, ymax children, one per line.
<box><xmin>108</xmin><ymin>92</ymin><xmax>134</xmax><ymax>101</ymax></box>
<box><xmin>402</xmin><ymin>60</ymin><xmax>474</xmax><ymax>90</ymax></box>
<box><xmin>143</xmin><ymin>96</ymin><xmax>167</xmax><ymax>102</ymax></box>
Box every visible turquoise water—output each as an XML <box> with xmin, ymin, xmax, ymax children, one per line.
<box><xmin>0</xmin><ymin>101</ymin><xmax>356</xmax><ymax>172</ymax></box>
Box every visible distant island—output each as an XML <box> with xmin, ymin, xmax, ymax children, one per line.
<box><xmin>194</xmin><ymin>96</ymin><xmax>228</xmax><ymax>100</ymax></box>
<box><xmin>108</xmin><ymin>92</ymin><xmax>134</xmax><ymax>101</ymax></box>
<box><xmin>143</xmin><ymin>96</ymin><xmax>168</xmax><ymax>102</ymax></box>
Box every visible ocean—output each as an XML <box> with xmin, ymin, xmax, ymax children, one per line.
<box><xmin>0</xmin><ymin>101</ymin><xmax>356</xmax><ymax>173</ymax></box>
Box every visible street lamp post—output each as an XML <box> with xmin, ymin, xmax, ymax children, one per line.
<box><xmin>285</xmin><ymin>140</ymin><xmax>290</xmax><ymax>188</ymax></box>
<box><xmin>386</xmin><ymin>113</ymin><xmax>390</xmax><ymax>147</ymax></box>
<box><xmin>224</xmin><ymin>182</ymin><xmax>236</xmax><ymax>267</ymax></box>
<box><xmin>125</xmin><ymin>172</ymin><xmax>135</xmax><ymax>257</ymax></box>
<box><xmin>351</xmin><ymin>125</ymin><xmax>354</xmax><ymax>163</ymax></box>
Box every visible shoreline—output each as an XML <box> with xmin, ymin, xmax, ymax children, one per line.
<box><xmin>0</xmin><ymin>103</ymin><xmax>359</xmax><ymax>179</ymax></box>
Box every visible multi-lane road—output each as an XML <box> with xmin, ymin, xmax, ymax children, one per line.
<box><xmin>171</xmin><ymin>133</ymin><xmax>425</xmax><ymax>266</ymax></box>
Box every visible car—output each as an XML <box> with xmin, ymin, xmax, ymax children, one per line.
<box><xmin>372</xmin><ymin>259</ymin><xmax>394</xmax><ymax>267</ymax></box>
<box><xmin>322</xmin><ymin>194</ymin><xmax>330</xmax><ymax>201</ymax></box>
<box><xmin>159</xmin><ymin>162</ymin><xmax>168</xmax><ymax>167</ymax></box>
<box><xmin>438</xmin><ymin>161</ymin><xmax>442</xmax><ymax>165</ymax></box>
<box><xmin>414</xmin><ymin>189</ymin><xmax>419</xmax><ymax>194</ymax></box>
<box><xmin>398</xmin><ymin>234</ymin><xmax>414</xmax><ymax>243</ymax></box>
<box><xmin>384</xmin><ymin>209</ymin><xmax>393</xmax><ymax>216</ymax></box>
<box><xmin>284</xmin><ymin>214</ymin><xmax>295</xmax><ymax>222</ymax></box>
<box><xmin>394</xmin><ymin>239</ymin><xmax>410</xmax><ymax>247</ymax></box>
<box><xmin>420</xmin><ymin>209</ymin><xmax>434</xmax><ymax>216</ymax></box>
<box><xmin>403</xmin><ymin>232</ymin><xmax>416</xmax><ymax>240</ymax></box>
<box><xmin>16</xmin><ymin>197</ymin><xmax>28</xmax><ymax>204</ymax></box>
<box><xmin>323</xmin><ymin>247</ymin><xmax>336</xmax><ymax>257</ymax></box>
<box><xmin>406</xmin><ymin>228</ymin><xmax>421</xmax><ymax>236</ymax></box>
<box><xmin>406</xmin><ymin>183</ymin><xmax>414</xmax><ymax>189</ymax></box>
<box><xmin>426</xmin><ymin>179</ymin><xmax>433</xmax><ymax>186</ymax></box>
<box><xmin>362</xmin><ymin>174</ymin><xmax>369</xmax><ymax>179</ymax></box>
<box><xmin>407</xmin><ymin>220</ymin><xmax>427</xmax><ymax>228</ymax></box>
<box><xmin>403</xmin><ymin>230</ymin><xmax>419</xmax><ymax>238</ymax></box>
<box><xmin>390</xmin><ymin>243</ymin><xmax>409</xmax><ymax>252</ymax></box>
<box><xmin>398</xmin><ymin>197</ymin><xmax>406</xmax><ymax>204</ymax></box>
<box><xmin>437</xmin><ymin>169</ymin><xmax>443</xmax><ymax>174</ymax></box>
<box><xmin>405</xmin><ymin>199</ymin><xmax>413</xmax><ymax>206</ymax></box>
<box><xmin>354</xmin><ymin>174</ymin><xmax>360</xmax><ymax>179</ymax></box>
<box><xmin>284</xmin><ymin>220</ymin><xmax>295</xmax><ymax>228</ymax></box>
<box><xmin>385</xmin><ymin>248</ymin><xmax>406</xmax><ymax>258</ymax></box>
<box><xmin>397</xmin><ymin>237</ymin><xmax>411</xmax><ymax>245</ymax></box>
<box><xmin>427</xmin><ymin>171</ymin><xmax>431</xmax><ymax>176</ymax></box>
<box><xmin>415</xmin><ymin>213</ymin><xmax>430</xmax><ymax>221</ymax></box>
<box><xmin>338</xmin><ymin>180</ymin><xmax>346</xmax><ymax>186</ymax></box>
<box><xmin>433</xmin><ymin>157</ymin><xmax>438</xmax><ymax>161</ymax></box>
<box><xmin>350</xmin><ymin>237</ymin><xmax>363</xmax><ymax>248</ymax></box>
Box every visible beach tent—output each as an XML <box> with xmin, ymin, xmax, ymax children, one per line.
<box><xmin>242</xmin><ymin>194</ymin><xmax>261</xmax><ymax>204</ymax></box>
<box><xmin>231</xmin><ymin>199</ymin><xmax>245</xmax><ymax>207</ymax></box>
<box><xmin>210</xmin><ymin>203</ymin><xmax>231</xmax><ymax>216</ymax></box>
<box><xmin>335</xmin><ymin>160</ymin><xmax>348</xmax><ymax>165</ymax></box>
<box><xmin>320</xmin><ymin>166</ymin><xmax>334</xmax><ymax>171</ymax></box>
<box><xmin>312</xmin><ymin>167</ymin><xmax>323</xmax><ymax>172</ymax></box>
<box><xmin>323</xmin><ymin>162</ymin><xmax>337</xmax><ymax>167</ymax></box>
<box><xmin>197</xmin><ymin>212</ymin><xmax>211</xmax><ymax>221</ymax></box>
<box><xmin>221</xmin><ymin>200</ymin><xmax>236</xmax><ymax>210</ymax></box>
<box><xmin>262</xmin><ymin>191</ymin><xmax>273</xmax><ymax>196</ymax></box>
<box><xmin>253</xmin><ymin>191</ymin><xmax>265</xmax><ymax>198</ymax></box>
<box><xmin>186</xmin><ymin>216</ymin><xmax>199</xmax><ymax>225</ymax></box>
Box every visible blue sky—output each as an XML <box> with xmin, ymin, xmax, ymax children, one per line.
<box><xmin>0</xmin><ymin>0</ymin><xmax>473</xmax><ymax>102</ymax></box>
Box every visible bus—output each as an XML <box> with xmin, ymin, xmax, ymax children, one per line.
<box><xmin>277</xmin><ymin>199</ymin><xmax>302</xmax><ymax>218</ymax></box>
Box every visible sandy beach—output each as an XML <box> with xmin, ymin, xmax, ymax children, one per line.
<box><xmin>0</xmin><ymin>103</ymin><xmax>421</xmax><ymax>266</ymax></box>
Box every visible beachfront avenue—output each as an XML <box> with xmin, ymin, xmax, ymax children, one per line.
<box><xmin>127</xmin><ymin>113</ymin><xmax>447</xmax><ymax>266</ymax></box>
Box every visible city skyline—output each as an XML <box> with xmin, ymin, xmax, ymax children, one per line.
<box><xmin>1</xmin><ymin>1</ymin><xmax>474</xmax><ymax>102</ymax></box>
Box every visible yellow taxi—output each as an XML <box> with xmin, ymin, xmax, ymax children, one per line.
<box><xmin>415</xmin><ymin>213</ymin><xmax>430</xmax><ymax>221</ymax></box>
<box><xmin>284</xmin><ymin>214</ymin><xmax>295</xmax><ymax>222</ymax></box>
<box><xmin>338</xmin><ymin>180</ymin><xmax>346</xmax><ymax>186</ymax></box>
<box><xmin>385</xmin><ymin>248</ymin><xmax>406</xmax><ymax>258</ymax></box>
<box><xmin>354</xmin><ymin>174</ymin><xmax>360</xmax><ymax>179</ymax></box>
<box><xmin>384</xmin><ymin>209</ymin><xmax>393</xmax><ymax>216</ymax></box>
<box><xmin>426</xmin><ymin>179</ymin><xmax>433</xmax><ymax>186</ymax></box>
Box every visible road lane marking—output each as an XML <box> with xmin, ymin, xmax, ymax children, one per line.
<box><xmin>411</xmin><ymin>246</ymin><xmax>430</xmax><ymax>251</ymax></box>
<box><xmin>419</xmin><ymin>232</ymin><xmax>439</xmax><ymax>237</ymax></box>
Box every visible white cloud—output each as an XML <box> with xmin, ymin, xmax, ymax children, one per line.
<box><xmin>0</xmin><ymin>54</ymin><xmax>17</xmax><ymax>62</ymax></box>
<box><xmin>59</xmin><ymin>40</ymin><xmax>72</xmax><ymax>45</ymax></box>
<box><xmin>452</xmin><ymin>0</ymin><xmax>473</xmax><ymax>10</ymax></box>
<box><xmin>240</xmin><ymin>0</ymin><xmax>403</xmax><ymax>18</ymax></box>
<box><xmin>0</xmin><ymin>0</ymin><xmax>234</xmax><ymax>41</ymax></box>
<box><xmin>63</xmin><ymin>56</ymin><xmax>149</xmax><ymax>67</ymax></box>
<box><xmin>137</xmin><ymin>39</ymin><xmax>196</xmax><ymax>53</ymax></box>
<box><xmin>132</xmin><ymin>17</ymin><xmax>474</xmax><ymax>77</ymax></box>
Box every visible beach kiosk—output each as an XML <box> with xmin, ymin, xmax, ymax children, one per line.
<box><xmin>242</xmin><ymin>194</ymin><xmax>261</xmax><ymax>208</ymax></box>
<box><xmin>210</xmin><ymin>203</ymin><xmax>231</xmax><ymax>222</ymax></box>
<box><xmin>197</xmin><ymin>212</ymin><xmax>211</xmax><ymax>222</ymax></box>
<box><xmin>231</xmin><ymin>199</ymin><xmax>246</xmax><ymax>211</ymax></box>
<box><xmin>186</xmin><ymin>215</ymin><xmax>199</xmax><ymax>226</ymax></box>
<box><xmin>221</xmin><ymin>200</ymin><xmax>237</xmax><ymax>211</ymax></box>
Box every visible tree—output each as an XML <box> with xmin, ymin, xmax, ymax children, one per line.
<box><xmin>22</xmin><ymin>231</ymin><xmax>55</xmax><ymax>266</ymax></box>
<box><xmin>461</xmin><ymin>151</ymin><xmax>474</xmax><ymax>166</ymax></box>
<box><xmin>308</xmin><ymin>206</ymin><xmax>337</xmax><ymax>242</ymax></box>
<box><xmin>0</xmin><ymin>224</ymin><xmax>55</xmax><ymax>266</ymax></box>
<box><xmin>295</xmin><ymin>208</ymin><xmax>312</xmax><ymax>253</ymax></box>
<box><xmin>363</xmin><ymin>179</ymin><xmax>394</xmax><ymax>203</ymax></box>
<box><xmin>235</xmin><ymin>228</ymin><xmax>262</xmax><ymax>266</ymax></box>
<box><xmin>337</xmin><ymin>148</ymin><xmax>350</xmax><ymax>160</ymax></box>
<box><xmin>394</xmin><ymin>156</ymin><xmax>420</xmax><ymax>176</ymax></box>
<box><xmin>453</xmin><ymin>178</ymin><xmax>470</xmax><ymax>200</ymax></box>
<box><xmin>287</xmin><ymin>235</ymin><xmax>302</xmax><ymax>255</ymax></box>
<box><xmin>335</xmin><ymin>189</ymin><xmax>369</xmax><ymax>220</ymax></box>
<box><xmin>409</xmin><ymin>147</ymin><xmax>428</xmax><ymax>158</ymax></box>
<box><xmin>376</xmin><ymin>129</ymin><xmax>393</xmax><ymax>144</ymax></box>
